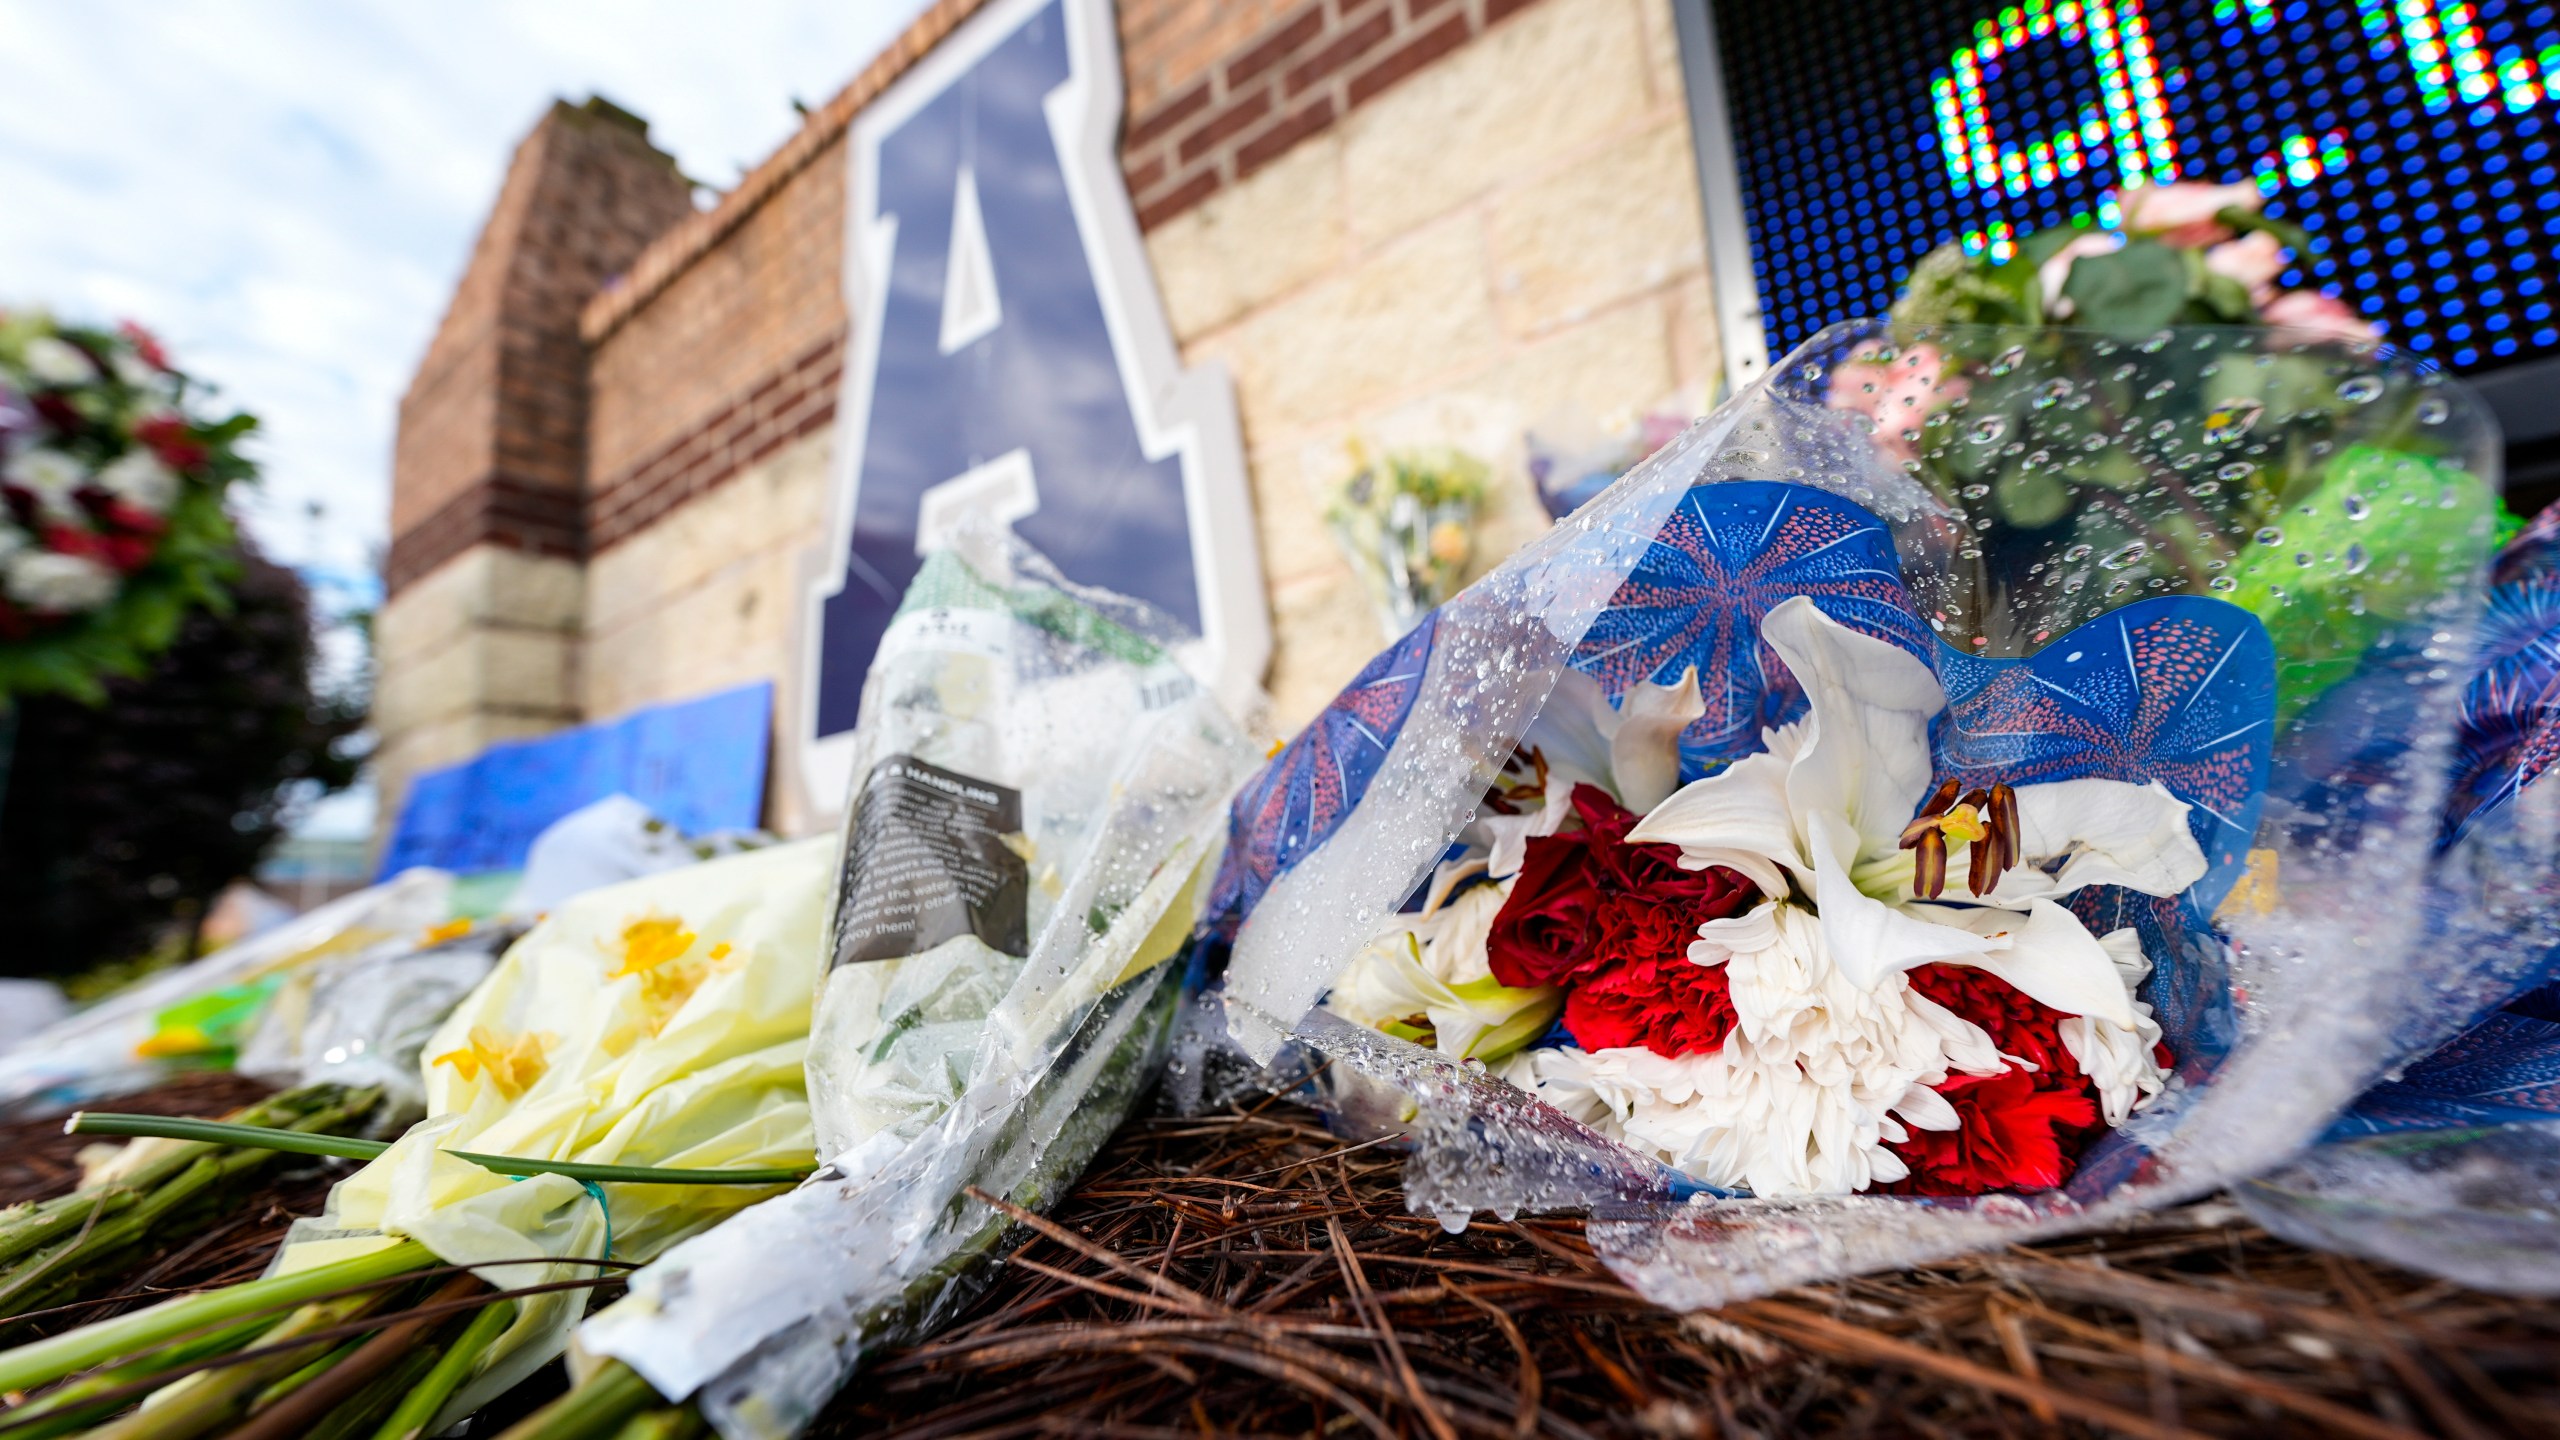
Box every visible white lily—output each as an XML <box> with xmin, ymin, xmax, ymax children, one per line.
<box><xmin>1478</xmin><ymin>665</ymin><xmax>1704</xmax><ymax>878</ymax></box>
<box><xmin>1327</xmin><ymin>861</ymin><xmax>1561</xmax><ymax>1063</ymax></box>
<box><xmin>1627</xmin><ymin>597</ymin><xmax>2205</xmax><ymax>1030</ymax></box>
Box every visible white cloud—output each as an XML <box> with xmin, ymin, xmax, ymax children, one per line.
<box><xmin>0</xmin><ymin>0</ymin><xmax>934</xmax><ymax>580</ymax></box>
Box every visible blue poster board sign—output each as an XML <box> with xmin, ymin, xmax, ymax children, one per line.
<box><xmin>379</xmin><ymin>680</ymin><xmax>773</xmax><ymax>878</ymax></box>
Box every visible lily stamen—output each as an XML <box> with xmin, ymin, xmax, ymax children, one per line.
<box><xmin>1899</xmin><ymin>781</ymin><xmax>2021</xmax><ymax>899</ymax></box>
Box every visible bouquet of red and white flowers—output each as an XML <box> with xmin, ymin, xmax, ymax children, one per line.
<box><xmin>1200</xmin><ymin>315</ymin><xmax>2540</xmax><ymax>1303</ymax></box>
<box><xmin>0</xmin><ymin>309</ymin><xmax>254</xmax><ymax>699</ymax></box>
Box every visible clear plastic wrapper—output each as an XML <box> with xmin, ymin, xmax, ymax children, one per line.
<box><xmin>2239</xmin><ymin>503</ymin><xmax>2560</xmax><ymax>1289</ymax></box>
<box><xmin>0</xmin><ymin>868</ymin><xmax>453</xmax><ymax>1116</ymax></box>
<box><xmin>234</xmin><ymin>921</ymin><xmax>519</xmax><ymax>1122</ymax></box>
<box><xmin>578</xmin><ymin>529</ymin><xmax>1261</xmax><ymax>1440</ymax></box>
<box><xmin>1204</xmin><ymin>319</ymin><xmax>2540</xmax><ymax>1307</ymax></box>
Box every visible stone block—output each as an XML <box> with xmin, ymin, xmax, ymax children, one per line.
<box><xmin>1487</xmin><ymin>118</ymin><xmax>1704</xmax><ymax>339</ymax></box>
<box><xmin>1339</xmin><ymin>0</ymin><xmax>1650</xmax><ymax>248</ymax></box>
<box><xmin>1208</xmin><ymin>212</ymin><xmax>1499</xmax><ymax>445</ymax></box>
<box><xmin>1145</xmin><ymin>133</ymin><xmax>1346</xmax><ymax>341</ymax></box>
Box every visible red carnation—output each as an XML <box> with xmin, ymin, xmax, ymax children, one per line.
<box><xmin>1904</xmin><ymin>964</ymin><xmax>2083</xmax><ymax>1088</ymax></box>
<box><xmin>134</xmin><ymin>413</ymin><xmax>205</xmax><ymax>471</ymax></box>
<box><xmin>41</xmin><ymin>524</ymin><xmax>104</xmax><ymax>562</ymax></box>
<box><xmin>1565</xmin><ymin>936</ymin><xmax>1738</xmax><ymax>1055</ymax></box>
<box><xmin>1487</xmin><ymin>828</ymin><xmax>1606</xmax><ymax>988</ymax></box>
<box><xmin>1886</xmin><ymin>1066</ymin><xmax>2099</xmax><ymax>1195</ymax></box>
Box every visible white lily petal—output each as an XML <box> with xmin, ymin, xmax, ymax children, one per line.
<box><xmin>1609</xmin><ymin>665</ymin><xmax>1707</xmax><ymax>812</ymax></box>
<box><xmin>1760</xmin><ymin>597</ymin><xmax>1944</xmax><ymax>863</ymax></box>
<box><xmin>1477</xmin><ymin>791</ymin><xmax>1568</xmax><ymax>881</ymax></box>
<box><xmin>1810</xmin><ymin>814</ymin><xmax>2001</xmax><ymax>990</ymax></box>
<box><xmin>1923</xmin><ymin>899</ymin><xmax>2141</xmax><ymax>1028</ymax></box>
<box><xmin>1628</xmin><ymin>748</ymin><xmax>1803</xmax><ymax>897</ymax></box>
<box><xmin>2006</xmin><ymin>777</ymin><xmax>2207</xmax><ymax>898</ymax></box>
<box><xmin>1520</xmin><ymin>667</ymin><xmax>1619</xmax><ymax>792</ymax></box>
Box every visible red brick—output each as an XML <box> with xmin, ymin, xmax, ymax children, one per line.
<box><xmin>1125</xmin><ymin>79</ymin><xmax>1212</xmax><ymax>149</ymax></box>
<box><xmin>1223</xmin><ymin>6</ymin><xmax>1326</xmax><ymax>89</ymax></box>
<box><xmin>1483</xmin><ymin>0</ymin><xmax>1541</xmax><ymax>22</ymax></box>
<box><xmin>1177</xmin><ymin>88</ymin><xmax>1274</xmax><ymax>164</ymax></box>
<box><xmin>1236</xmin><ymin>94</ymin><xmax>1340</xmax><ymax>177</ymax></box>
<box><xmin>1284</xmin><ymin>8</ymin><xmax>1395</xmax><ymax>95</ymax></box>
<box><xmin>1124</xmin><ymin>151</ymin><xmax>1167</xmax><ymax>196</ymax></box>
<box><xmin>1346</xmin><ymin>9</ymin><xmax>1472</xmax><ymax>107</ymax></box>
<box><xmin>1137</xmin><ymin>167</ymin><xmax>1222</xmax><ymax>230</ymax></box>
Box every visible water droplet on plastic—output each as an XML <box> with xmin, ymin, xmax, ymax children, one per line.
<box><xmin>2341</xmin><ymin>492</ymin><xmax>2370</xmax><ymax>521</ymax></box>
<box><xmin>2209</xmin><ymin>575</ymin><xmax>2238</xmax><ymax>592</ymax></box>
<box><xmin>2337</xmin><ymin>374</ymin><xmax>2384</xmax><ymax>404</ymax></box>
<box><xmin>1801</xmin><ymin>362</ymin><xmax>1826</xmax><ymax>382</ymax></box>
<box><xmin>2415</xmin><ymin>394</ymin><xmax>2451</xmax><ymax>425</ymax></box>
<box><xmin>2253</xmin><ymin>526</ymin><xmax>2284</xmax><ymax>546</ymax></box>
<box><xmin>2144</xmin><ymin>380</ymin><xmax>2176</xmax><ymax>400</ymax></box>
<box><xmin>2217</xmin><ymin>462</ymin><xmax>2255</xmax><ymax>482</ymax></box>
<box><xmin>1968</xmin><ymin>416</ymin><xmax>2007</xmax><ymax>445</ymax></box>
<box><xmin>2063</xmin><ymin>543</ymin><xmax>2095</xmax><ymax>562</ymax></box>
<box><xmin>2099</xmin><ymin>541</ymin><xmax>2148</xmax><ymax>571</ymax></box>
<box><xmin>1990</xmin><ymin>346</ymin><xmax>2026</xmax><ymax>376</ymax></box>
<box><xmin>2202</xmin><ymin>399</ymin><xmax>2263</xmax><ymax>442</ymax></box>
<box><xmin>1961</xmin><ymin>483</ymin><xmax>1990</xmax><ymax>499</ymax></box>
<box><xmin>2033</xmin><ymin>379</ymin><xmax>2073</xmax><ymax>410</ymax></box>
<box><xmin>2343</xmin><ymin>543</ymin><xmax>2370</xmax><ymax>575</ymax></box>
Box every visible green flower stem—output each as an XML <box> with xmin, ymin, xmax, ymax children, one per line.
<box><xmin>83</xmin><ymin>1289</ymin><xmax>387</xmax><ymax>1440</ymax></box>
<box><xmin>64</xmin><ymin>1115</ymin><xmax>814</xmax><ymax>1187</ymax></box>
<box><xmin>0</xmin><ymin>1239</ymin><xmax>433</xmax><ymax>1396</ymax></box>
<box><xmin>0</xmin><ymin>1315</ymin><xmax>274</xmax><ymax>1440</ymax></box>
<box><xmin>367</xmin><ymin>1297</ymin><xmax>517</xmax><ymax>1440</ymax></box>
<box><xmin>494</xmin><ymin>1359</ymin><xmax>662</xmax><ymax>1440</ymax></box>
<box><xmin>0</xmin><ymin>1088</ymin><xmax>321</xmax><ymax>1269</ymax></box>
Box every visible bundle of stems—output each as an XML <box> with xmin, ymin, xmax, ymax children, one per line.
<box><xmin>0</xmin><ymin>1115</ymin><xmax>808</xmax><ymax>1439</ymax></box>
<box><xmin>0</xmin><ymin>1083</ymin><xmax>381</xmax><ymax>1326</ymax></box>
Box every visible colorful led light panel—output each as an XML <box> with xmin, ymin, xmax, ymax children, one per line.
<box><xmin>1712</xmin><ymin>0</ymin><xmax>2560</xmax><ymax>372</ymax></box>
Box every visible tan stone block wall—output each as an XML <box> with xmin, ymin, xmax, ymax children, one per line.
<box><xmin>581</xmin><ymin>429</ymin><xmax>834</xmax><ymax>835</ymax></box>
<box><xmin>1147</xmin><ymin>0</ymin><xmax>1717</xmax><ymax>727</ymax></box>
<box><xmin>372</xmin><ymin>544</ymin><xmax>586</xmax><ymax>835</ymax></box>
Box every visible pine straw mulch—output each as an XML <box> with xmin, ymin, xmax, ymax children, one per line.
<box><xmin>10</xmin><ymin>1077</ymin><xmax>2558</xmax><ymax>1438</ymax></box>
<box><xmin>809</xmin><ymin>1099</ymin><xmax>2560</xmax><ymax>1440</ymax></box>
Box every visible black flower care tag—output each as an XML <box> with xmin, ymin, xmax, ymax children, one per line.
<box><xmin>832</xmin><ymin>754</ymin><xmax>1028</xmax><ymax>967</ymax></box>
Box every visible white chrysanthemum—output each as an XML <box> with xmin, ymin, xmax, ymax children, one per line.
<box><xmin>1327</xmin><ymin>862</ymin><xmax>1559</xmax><ymax>1063</ymax></box>
<box><xmin>2061</xmin><ymin>929</ymin><xmax>2171</xmax><ymax>1125</ymax></box>
<box><xmin>94</xmin><ymin>449</ymin><xmax>177</xmax><ymax>513</ymax></box>
<box><xmin>8</xmin><ymin>550</ymin><xmax>118</xmax><ymax>613</ymax></box>
<box><xmin>1527</xmin><ymin>902</ymin><xmax>2004</xmax><ymax>1196</ymax></box>
<box><xmin>20</xmin><ymin>336</ymin><xmax>94</xmax><ymax>387</ymax></box>
<box><xmin>4</xmin><ymin>447</ymin><xmax>89</xmax><ymax>521</ymax></box>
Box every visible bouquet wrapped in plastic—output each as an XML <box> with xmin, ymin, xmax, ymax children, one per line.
<box><xmin>1201</xmin><ymin>317</ymin><xmax>2547</xmax><ymax>1305</ymax></box>
<box><xmin>567</xmin><ymin>531</ymin><xmax>1261</xmax><ymax>1440</ymax></box>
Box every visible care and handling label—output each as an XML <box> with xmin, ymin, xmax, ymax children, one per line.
<box><xmin>832</xmin><ymin>753</ymin><xmax>1029</xmax><ymax>967</ymax></box>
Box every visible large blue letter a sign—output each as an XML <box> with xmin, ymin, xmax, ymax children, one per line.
<box><xmin>797</xmin><ymin>0</ymin><xmax>1266</xmax><ymax>813</ymax></box>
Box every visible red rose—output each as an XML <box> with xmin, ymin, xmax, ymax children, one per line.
<box><xmin>1570</xmin><ymin>784</ymin><xmax>1758</xmax><ymax>916</ymax></box>
<box><xmin>1487</xmin><ymin>829</ymin><xmax>1605</xmax><ymax>988</ymax></box>
<box><xmin>1885</xmin><ymin>1066</ymin><xmax>2099</xmax><ymax>1195</ymax></box>
<box><xmin>41</xmin><ymin>524</ymin><xmax>104</xmax><ymax>562</ymax></box>
<box><xmin>134</xmin><ymin>414</ymin><xmax>206</xmax><ymax>471</ymax></box>
<box><xmin>118</xmin><ymin>322</ymin><xmax>170</xmax><ymax>371</ymax></box>
<box><xmin>1565</xmin><ymin>930</ymin><xmax>1738</xmax><ymax>1055</ymax></box>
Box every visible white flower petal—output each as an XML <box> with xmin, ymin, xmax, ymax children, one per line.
<box><xmin>1890</xmin><ymin>1080</ymin><xmax>1961</xmax><ymax>1132</ymax></box>
<box><xmin>2002</xmin><ymin>777</ymin><xmax>2208</xmax><ymax>899</ymax></box>
<box><xmin>1759</xmin><ymin>597</ymin><xmax>1944</xmax><ymax>863</ymax></box>
<box><xmin>1923</xmin><ymin>899</ymin><xmax>2141</xmax><ymax>1027</ymax></box>
<box><xmin>1609</xmin><ymin>664</ymin><xmax>1706</xmax><ymax>811</ymax></box>
<box><xmin>1519</xmin><ymin>667</ymin><xmax>1618</xmax><ymax>792</ymax></box>
<box><xmin>1811</xmin><ymin>814</ymin><xmax>2000</xmax><ymax>991</ymax></box>
<box><xmin>1628</xmin><ymin>748</ymin><xmax>1802</xmax><ymax>897</ymax></box>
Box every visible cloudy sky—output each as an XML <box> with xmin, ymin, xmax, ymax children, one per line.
<box><xmin>0</xmin><ymin>0</ymin><xmax>932</xmax><ymax>595</ymax></box>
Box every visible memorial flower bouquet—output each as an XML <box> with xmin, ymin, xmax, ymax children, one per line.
<box><xmin>1326</xmin><ymin>443</ymin><xmax>1488</xmax><ymax>639</ymax></box>
<box><xmin>1205</xmin><ymin>316</ymin><xmax>2536</xmax><ymax>1305</ymax></box>
<box><xmin>0</xmin><ymin>310</ymin><xmax>255</xmax><ymax>701</ymax></box>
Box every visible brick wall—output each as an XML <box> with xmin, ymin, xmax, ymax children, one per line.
<box><xmin>1119</xmin><ymin>0</ymin><xmax>1546</xmax><ymax>230</ymax></box>
<box><xmin>385</xmin><ymin>99</ymin><xmax>692</xmax><ymax>594</ymax></box>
